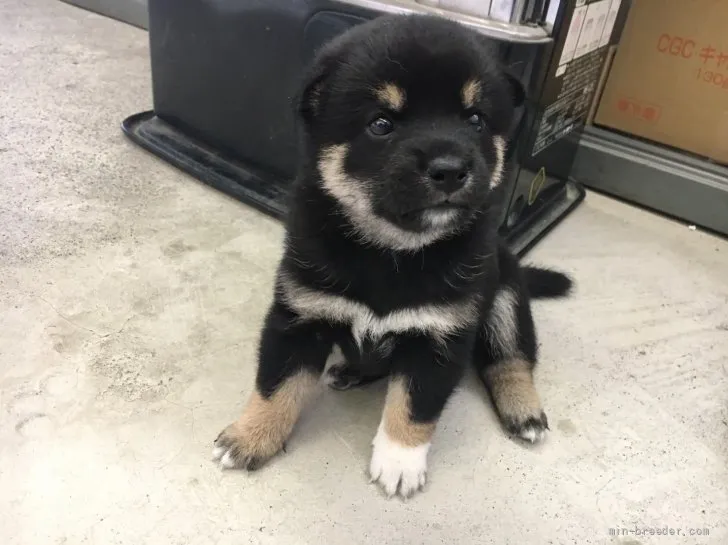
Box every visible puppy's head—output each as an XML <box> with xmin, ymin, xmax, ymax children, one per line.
<box><xmin>298</xmin><ymin>15</ymin><xmax>525</xmax><ymax>250</ymax></box>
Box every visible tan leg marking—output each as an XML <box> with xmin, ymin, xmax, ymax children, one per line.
<box><xmin>214</xmin><ymin>371</ymin><xmax>319</xmax><ymax>468</ymax></box>
<box><xmin>383</xmin><ymin>377</ymin><xmax>435</xmax><ymax>447</ymax></box>
<box><xmin>373</xmin><ymin>83</ymin><xmax>406</xmax><ymax>112</ymax></box>
<box><xmin>482</xmin><ymin>358</ymin><xmax>548</xmax><ymax>442</ymax></box>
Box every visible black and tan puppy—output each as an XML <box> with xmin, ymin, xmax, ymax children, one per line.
<box><xmin>213</xmin><ymin>15</ymin><xmax>572</xmax><ymax>498</ymax></box>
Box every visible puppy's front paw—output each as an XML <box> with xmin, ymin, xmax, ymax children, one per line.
<box><xmin>212</xmin><ymin>423</ymin><xmax>282</xmax><ymax>470</ymax></box>
<box><xmin>369</xmin><ymin>426</ymin><xmax>429</xmax><ymax>498</ymax></box>
<box><xmin>502</xmin><ymin>410</ymin><xmax>549</xmax><ymax>443</ymax></box>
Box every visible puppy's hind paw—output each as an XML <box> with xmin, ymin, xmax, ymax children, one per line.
<box><xmin>324</xmin><ymin>362</ymin><xmax>388</xmax><ymax>391</ymax></box>
<box><xmin>503</xmin><ymin>411</ymin><xmax>549</xmax><ymax>444</ymax></box>
<box><xmin>324</xmin><ymin>363</ymin><xmax>364</xmax><ymax>391</ymax></box>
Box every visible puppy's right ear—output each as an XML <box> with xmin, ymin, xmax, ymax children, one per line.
<box><xmin>503</xmin><ymin>71</ymin><xmax>526</xmax><ymax>108</ymax></box>
<box><xmin>297</xmin><ymin>55</ymin><xmax>336</xmax><ymax>125</ymax></box>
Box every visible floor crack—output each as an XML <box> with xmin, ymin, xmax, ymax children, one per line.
<box><xmin>37</xmin><ymin>296</ymin><xmax>134</xmax><ymax>339</ymax></box>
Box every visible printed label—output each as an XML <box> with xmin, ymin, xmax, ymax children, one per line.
<box><xmin>654</xmin><ymin>34</ymin><xmax>728</xmax><ymax>91</ymax></box>
<box><xmin>614</xmin><ymin>97</ymin><xmax>662</xmax><ymax>123</ymax></box>
<box><xmin>574</xmin><ymin>0</ymin><xmax>610</xmax><ymax>59</ymax></box>
<box><xmin>558</xmin><ymin>5</ymin><xmax>587</xmax><ymax>66</ymax></box>
<box><xmin>599</xmin><ymin>0</ymin><xmax>623</xmax><ymax>47</ymax></box>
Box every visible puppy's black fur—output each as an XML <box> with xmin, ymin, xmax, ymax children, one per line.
<box><xmin>214</xmin><ymin>15</ymin><xmax>572</xmax><ymax>497</ymax></box>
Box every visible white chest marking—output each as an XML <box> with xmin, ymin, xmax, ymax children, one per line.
<box><xmin>490</xmin><ymin>135</ymin><xmax>507</xmax><ymax>189</ymax></box>
<box><xmin>485</xmin><ymin>287</ymin><xmax>518</xmax><ymax>356</ymax></box>
<box><xmin>279</xmin><ymin>271</ymin><xmax>479</xmax><ymax>345</ymax></box>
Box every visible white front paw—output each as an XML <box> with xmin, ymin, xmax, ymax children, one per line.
<box><xmin>369</xmin><ymin>425</ymin><xmax>429</xmax><ymax>498</ymax></box>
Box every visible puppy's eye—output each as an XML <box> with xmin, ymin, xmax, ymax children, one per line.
<box><xmin>466</xmin><ymin>112</ymin><xmax>484</xmax><ymax>132</ymax></box>
<box><xmin>368</xmin><ymin>116</ymin><xmax>394</xmax><ymax>136</ymax></box>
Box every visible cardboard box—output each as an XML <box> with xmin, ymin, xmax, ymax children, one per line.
<box><xmin>595</xmin><ymin>0</ymin><xmax>728</xmax><ymax>164</ymax></box>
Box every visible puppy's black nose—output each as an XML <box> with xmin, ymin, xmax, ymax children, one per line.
<box><xmin>426</xmin><ymin>156</ymin><xmax>469</xmax><ymax>193</ymax></box>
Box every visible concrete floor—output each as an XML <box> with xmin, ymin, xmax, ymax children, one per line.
<box><xmin>1</xmin><ymin>1</ymin><xmax>727</xmax><ymax>544</ymax></box>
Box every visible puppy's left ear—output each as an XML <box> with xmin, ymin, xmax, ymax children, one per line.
<box><xmin>503</xmin><ymin>71</ymin><xmax>526</xmax><ymax>108</ymax></box>
<box><xmin>297</xmin><ymin>54</ymin><xmax>337</xmax><ymax>125</ymax></box>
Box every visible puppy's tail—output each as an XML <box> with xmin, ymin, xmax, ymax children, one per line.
<box><xmin>523</xmin><ymin>267</ymin><xmax>573</xmax><ymax>299</ymax></box>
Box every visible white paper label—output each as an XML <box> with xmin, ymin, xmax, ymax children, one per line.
<box><xmin>574</xmin><ymin>0</ymin><xmax>610</xmax><ymax>59</ymax></box>
<box><xmin>599</xmin><ymin>0</ymin><xmax>623</xmax><ymax>47</ymax></box>
<box><xmin>558</xmin><ymin>4</ymin><xmax>587</xmax><ymax>66</ymax></box>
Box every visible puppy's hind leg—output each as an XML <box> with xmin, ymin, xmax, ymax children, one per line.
<box><xmin>474</xmin><ymin>269</ymin><xmax>548</xmax><ymax>443</ymax></box>
<box><xmin>324</xmin><ymin>337</ymin><xmax>393</xmax><ymax>391</ymax></box>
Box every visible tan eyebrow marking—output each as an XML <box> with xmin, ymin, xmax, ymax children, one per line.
<box><xmin>461</xmin><ymin>79</ymin><xmax>482</xmax><ymax>109</ymax></box>
<box><xmin>373</xmin><ymin>83</ymin><xmax>406</xmax><ymax>111</ymax></box>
